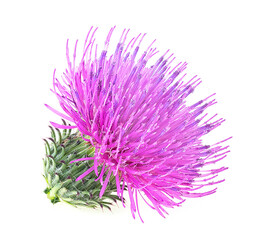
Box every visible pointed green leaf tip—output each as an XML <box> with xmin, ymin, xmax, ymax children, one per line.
<box><xmin>43</xmin><ymin>123</ymin><xmax>122</xmax><ymax>210</ymax></box>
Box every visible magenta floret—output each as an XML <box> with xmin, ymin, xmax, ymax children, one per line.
<box><xmin>46</xmin><ymin>26</ymin><xmax>230</xmax><ymax>221</ymax></box>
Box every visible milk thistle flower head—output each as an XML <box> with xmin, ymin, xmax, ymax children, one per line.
<box><xmin>45</xmin><ymin>26</ymin><xmax>230</xmax><ymax>221</ymax></box>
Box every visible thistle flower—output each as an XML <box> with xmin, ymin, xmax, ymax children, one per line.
<box><xmin>46</xmin><ymin>26</ymin><xmax>230</xmax><ymax>221</ymax></box>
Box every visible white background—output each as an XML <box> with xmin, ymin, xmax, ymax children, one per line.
<box><xmin>1</xmin><ymin>0</ymin><xmax>266</xmax><ymax>239</ymax></box>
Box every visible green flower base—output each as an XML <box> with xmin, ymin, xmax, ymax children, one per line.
<box><xmin>43</xmin><ymin>121</ymin><xmax>122</xmax><ymax>210</ymax></box>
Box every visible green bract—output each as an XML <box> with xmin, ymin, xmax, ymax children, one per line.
<box><xmin>43</xmin><ymin>121</ymin><xmax>122</xmax><ymax>210</ymax></box>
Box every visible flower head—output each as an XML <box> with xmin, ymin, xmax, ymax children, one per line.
<box><xmin>46</xmin><ymin>26</ymin><xmax>230</xmax><ymax>221</ymax></box>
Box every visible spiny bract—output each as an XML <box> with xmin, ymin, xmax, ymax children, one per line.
<box><xmin>46</xmin><ymin>26</ymin><xmax>230</xmax><ymax>221</ymax></box>
<box><xmin>43</xmin><ymin>120</ymin><xmax>122</xmax><ymax>210</ymax></box>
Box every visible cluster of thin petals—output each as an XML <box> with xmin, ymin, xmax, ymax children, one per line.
<box><xmin>46</xmin><ymin>26</ymin><xmax>230</xmax><ymax>221</ymax></box>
